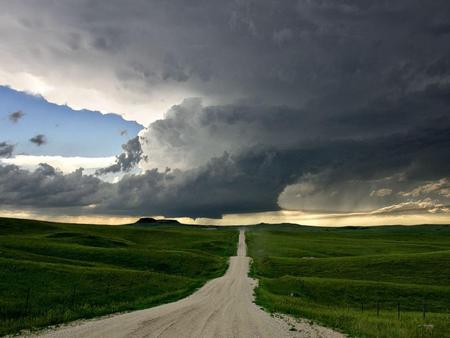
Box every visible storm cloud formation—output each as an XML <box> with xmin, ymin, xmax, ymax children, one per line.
<box><xmin>1</xmin><ymin>105</ymin><xmax>450</xmax><ymax>218</ymax></box>
<box><xmin>1</xmin><ymin>0</ymin><xmax>449</xmax><ymax>124</ymax></box>
<box><xmin>0</xmin><ymin>164</ymin><xmax>106</xmax><ymax>208</ymax></box>
<box><xmin>0</xmin><ymin>0</ymin><xmax>449</xmax><ymax>220</ymax></box>
<box><xmin>85</xmin><ymin>102</ymin><xmax>450</xmax><ymax>218</ymax></box>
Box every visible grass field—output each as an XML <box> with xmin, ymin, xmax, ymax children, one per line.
<box><xmin>247</xmin><ymin>224</ymin><xmax>450</xmax><ymax>338</ymax></box>
<box><xmin>0</xmin><ymin>217</ymin><xmax>237</xmax><ymax>336</ymax></box>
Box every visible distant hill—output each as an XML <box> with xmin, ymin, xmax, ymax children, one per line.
<box><xmin>135</xmin><ymin>217</ymin><xmax>180</xmax><ymax>225</ymax></box>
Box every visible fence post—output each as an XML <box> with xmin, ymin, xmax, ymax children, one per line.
<box><xmin>24</xmin><ymin>288</ymin><xmax>31</xmax><ymax>315</ymax></box>
<box><xmin>397</xmin><ymin>302</ymin><xmax>400</xmax><ymax>320</ymax></box>
<box><xmin>71</xmin><ymin>286</ymin><xmax>77</xmax><ymax>308</ymax></box>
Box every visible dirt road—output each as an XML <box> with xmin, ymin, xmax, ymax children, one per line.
<box><xmin>30</xmin><ymin>230</ymin><xmax>344</xmax><ymax>338</ymax></box>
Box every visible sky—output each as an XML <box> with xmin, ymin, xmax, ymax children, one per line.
<box><xmin>0</xmin><ymin>0</ymin><xmax>450</xmax><ymax>226</ymax></box>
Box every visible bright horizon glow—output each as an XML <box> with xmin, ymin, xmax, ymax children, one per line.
<box><xmin>1</xmin><ymin>209</ymin><xmax>449</xmax><ymax>227</ymax></box>
<box><xmin>1</xmin><ymin>155</ymin><xmax>116</xmax><ymax>174</ymax></box>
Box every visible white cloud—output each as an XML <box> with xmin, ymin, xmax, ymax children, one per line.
<box><xmin>1</xmin><ymin>155</ymin><xmax>115</xmax><ymax>174</ymax></box>
<box><xmin>399</xmin><ymin>178</ymin><xmax>450</xmax><ymax>198</ymax></box>
<box><xmin>371</xmin><ymin>198</ymin><xmax>450</xmax><ymax>215</ymax></box>
<box><xmin>370</xmin><ymin>188</ymin><xmax>393</xmax><ymax>197</ymax></box>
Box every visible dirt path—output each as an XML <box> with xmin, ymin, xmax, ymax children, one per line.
<box><xmin>28</xmin><ymin>230</ymin><xmax>344</xmax><ymax>338</ymax></box>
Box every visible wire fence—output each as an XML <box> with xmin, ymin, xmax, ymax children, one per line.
<box><xmin>2</xmin><ymin>284</ymin><xmax>450</xmax><ymax>322</ymax></box>
<box><xmin>0</xmin><ymin>281</ymin><xmax>156</xmax><ymax>322</ymax></box>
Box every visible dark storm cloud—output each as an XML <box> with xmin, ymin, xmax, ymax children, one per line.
<box><xmin>428</xmin><ymin>22</ymin><xmax>450</xmax><ymax>36</ymax></box>
<box><xmin>0</xmin><ymin>112</ymin><xmax>449</xmax><ymax>217</ymax></box>
<box><xmin>9</xmin><ymin>110</ymin><xmax>25</xmax><ymax>123</ymax></box>
<box><xmin>0</xmin><ymin>164</ymin><xmax>107</xmax><ymax>208</ymax></box>
<box><xmin>1</xmin><ymin>0</ymin><xmax>450</xmax><ymax>122</ymax></box>
<box><xmin>0</xmin><ymin>142</ymin><xmax>14</xmax><ymax>158</ymax></box>
<box><xmin>91</xmin><ymin>96</ymin><xmax>450</xmax><ymax>218</ymax></box>
<box><xmin>96</xmin><ymin>117</ymin><xmax>450</xmax><ymax>218</ymax></box>
<box><xmin>29</xmin><ymin>134</ymin><xmax>46</xmax><ymax>146</ymax></box>
<box><xmin>0</xmin><ymin>0</ymin><xmax>449</xmax><ymax>218</ymax></box>
<box><xmin>162</xmin><ymin>54</ymin><xmax>189</xmax><ymax>82</ymax></box>
<box><xmin>100</xmin><ymin>151</ymin><xmax>287</xmax><ymax>218</ymax></box>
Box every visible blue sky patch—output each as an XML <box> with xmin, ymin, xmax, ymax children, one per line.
<box><xmin>0</xmin><ymin>86</ymin><xmax>143</xmax><ymax>157</ymax></box>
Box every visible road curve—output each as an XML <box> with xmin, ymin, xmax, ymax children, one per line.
<box><xmin>29</xmin><ymin>230</ymin><xmax>344</xmax><ymax>338</ymax></box>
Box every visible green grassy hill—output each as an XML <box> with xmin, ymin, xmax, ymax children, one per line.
<box><xmin>0</xmin><ymin>217</ymin><xmax>237</xmax><ymax>335</ymax></box>
<box><xmin>247</xmin><ymin>224</ymin><xmax>450</xmax><ymax>338</ymax></box>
